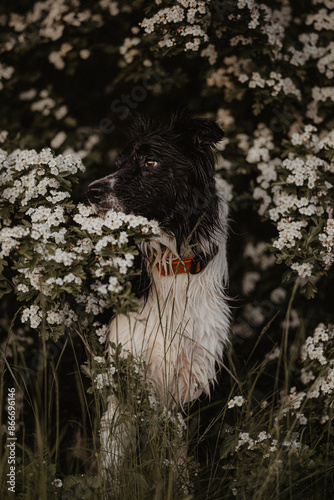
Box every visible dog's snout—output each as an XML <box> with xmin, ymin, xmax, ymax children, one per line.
<box><xmin>86</xmin><ymin>182</ymin><xmax>106</xmax><ymax>203</ymax></box>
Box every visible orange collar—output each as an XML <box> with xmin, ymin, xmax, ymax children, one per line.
<box><xmin>158</xmin><ymin>247</ymin><xmax>218</xmax><ymax>276</ymax></box>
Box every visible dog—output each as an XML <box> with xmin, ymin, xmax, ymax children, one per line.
<box><xmin>87</xmin><ymin>113</ymin><xmax>230</xmax><ymax>482</ymax></box>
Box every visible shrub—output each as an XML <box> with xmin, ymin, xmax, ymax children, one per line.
<box><xmin>0</xmin><ymin>0</ymin><xmax>333</xmax><ymax>498</ymax></box>
<box><xmin>0</xmin><ymin>146</ymin><xmax>159</xmax><ymax>339</ymax></box>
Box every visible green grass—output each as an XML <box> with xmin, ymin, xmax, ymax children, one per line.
<box><xmin>1</xmin><ymin>286</ymin><xmax>334</xmax><ymax>499</ymax></box>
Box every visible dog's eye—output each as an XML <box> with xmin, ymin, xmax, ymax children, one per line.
<box><xmin>145</xmin><ymin>159</ymin><xmax>158</xmax><ymax>168</ymax></box>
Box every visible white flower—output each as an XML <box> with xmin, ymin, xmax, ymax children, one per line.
<box><xmin>108</xmin><ymin>276</ymin><xmax>121</xmax><ymax>293</ymax></box>
<box><xmin>118</xmin><ymin>232</ymin><xmax>128</xmax><ymax>245</ymax></box>
<box><xmin>266</xmin><ymin>346</ymin><xmax>280</xmax><ymax>361</ymax></box>
<box><xmin>257</xmin><ymin>431</ymin><xmax>270</xmax><ymax>442</ymax></box>
<box><xmin>234</xmin><ymin>395</ymin><xmax>244</xmax><ymax>407</ymax></box>
<box><xmin>300</xmin><ymin>323</ymin><xmax>330</xmax><ymax>367</ymax></box>
<box><xmin>298</xmin><ymin>414</ymin><xmax>308</xmax><ymax>425</ymax></box>
<box><xmin>249</xmin><ymin>72</ymin><xmax>265</xmax><ymax>88</ymax></box>
<box><xmin>320</xmin><ymin>415</ymin><xmax>329</xmax><ymax>424</ymax></box>
<box><xmin>94</xmin><ymin>373</ymin><xmax>106</xmax><ymax>389</ymax></box>
<box><xmin>291</xmin><ymin>262</ymin><xmax>314</xmax><ymax>278</ymax></box>
<box><xmin>51</xmin><ymin>248</ymin><xmax>76</xmax><ymax>266</ymax></box>
<box><xmin>300</xmin><ymin>368</ymin><xmax>315</xmax><ymax>385</ymax></box>
<box><xmin>236</xmin><ymin>431</ymin><xmax>255</xmax><ymax>451</ymax></box>
<box><xmin>269</xmin><ymin>439</ymin><xmax>278</xmax><ymax>452</ymax></box>
<box><xmin>47</xmin><ymin>310</ymin><xmax>64</xmax><ymax>325</ymax></box>
<box><xmin>94</xmin><ymin>356</ymin><xmax>105</xmax><ymax>364</ymax></box>
<box><xmin>52</xmin><ymin>479</ymin><xmax>63</xmax><ymax>488</ymax></box>
<box><xmin>21</xmin><ymin>305</ymin><xmax>43</xmax><ymax>329</ymax></box>
<box><xmin>95</xmin><ymin>324</ymin><xmax>109</xmax><ymax>344</ymax></box>
<box><xmin>64</xmin><ymin>273</ymin><xmax>82</xmax><ymax>285</ymax></box>
<box><xmin>94</xmin><ymin>363</ymin><xmax>116</xmax><ymax>389</ymax></box>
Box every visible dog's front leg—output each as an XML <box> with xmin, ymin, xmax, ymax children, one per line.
<box><xmin>99</xmin><ymin>394</ymin><xmax>132</xmax><ymax>483</ymax></box>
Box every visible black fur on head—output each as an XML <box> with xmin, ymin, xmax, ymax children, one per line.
<box><xmin>86</xmin><ymin>112</ymin><xmax>224</xmax><ymax>252</ymax></box>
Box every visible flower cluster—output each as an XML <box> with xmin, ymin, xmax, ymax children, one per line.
<box><xmin>0</xmin><ymin>147</ymin><xmax>159</xmax><ymax>338</ymax></box>
<box><xmin>300</xmin><ymin>323</ymin><xmax>334</xmax><ymax>399</ymax></box>
<box><xmin>235</xmin><ymin>430</ymin><xmax>281</xmax><ymax>458</ymax></box>
<box><xmin>253</xmin><ymin>126</ymin><xmax>334</xmax><ymax>292</ymax></box>
<box><xmin>0</xmin><ymin>63</ymin><xmax>15</xmax><ymax>91</ymax></box>
<box><xmin>302</xmin><ymin>324</ymin><xmax>329</xmax><ymax>366</ymax></box>
<box><xmin>140</xmin><ymin>0</ymin><xmax>209</xmax><ymax>53</ymax></box>
<box><xmin>81</xmin><ymin>342</ymin><xmax>193</xmax><ymax>490</ymax></box>
<box><xmin>92</xmin><ymin>356</ymin><xmax>117</xmax><ymax>390</ymax></box>
<box><xmin>84</xmin><ymin>343</ymin><xmax>186</xmax><ymax>440</ymax></box>
<box><xmin>222</xmin><ymin>319</ymin><xmax>334</xmax><ymax>480</ymax></box>
<box><xmin>237</xmin><ymin>0</ymin><xmax>292</xmax><ymax>53</ymax></box>
<box><xmin>227</xmin><ymin>395</ymin><xmax>245</xmax><ymax>409</ymax></box>
<box><xmin>162</xmin><ymin>408</ymin><xmax>187</xmax><ymax>437</ymax></box>
<box><xmin>318</xmin><ymin>218</ymin><xmax>334</xmax><ymax>269</ymax></box>
<box><xmin>1</xmin><ymin>0</ymin><xmax>334</xmax><ymax>496</ymax></box>
<box><xmin>119</xmin><ymin>34</ymin><xmax>141</xmax><ymax>64</ymax></box>
<box><xmin>274</xmin><ymin>323</ymin><xmax>334</xmax><ymax>427</ymax></box>
<box><xmin>244</xmin><ymin>71</ymin><xmax>301</xmax><ymax>100</ymax></box>
<box><xmin>246</xmin><ymin>123</ymin><xmax>275</xmax><ymax>166</ymax></box>
<box><xmin>0</xmin><ymin>147</ymin><xmax>83</xmax><ymax>202</ymax></box>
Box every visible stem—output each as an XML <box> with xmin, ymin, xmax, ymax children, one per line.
<box><xmin>283</xmin><ymin>277</ymin><xmax>299</xmax><ymax>395</ymax></box>
<box><xmin>283</xmin><ymin>277</ymin><xmax>299</xmax><ymax>500</ymax></box>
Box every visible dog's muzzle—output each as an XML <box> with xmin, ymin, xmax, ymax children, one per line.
<box><xmin>86</xmin><ymin>175</ymin><xmax>125</xmax><ymax>213</ymax></box>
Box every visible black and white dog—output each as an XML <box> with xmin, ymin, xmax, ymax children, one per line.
<box><xmin>87</xmin><ymin>113</ymin><xmax>230</xmax><ymax>472</ymax></box>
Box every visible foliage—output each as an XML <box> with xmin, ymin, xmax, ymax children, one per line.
<box><xmin>82</xmin><ymin>344</ymin><xmax>195</xmax><ymax>499</ymax></box>
<box><xmin>254</xmin><ymin>126</ymin><xmax>334</xmax><ymax>298</ymax></box>
<box><xmin>0</xmin><ymin>146</ymin><xmax>159</xmax><ymax>339</ymax></box>
<box><xmin>218</xmin><ymin>321</ymin><xmax>334</xmax><ymax>499</ymax></box>
<box><xmin>0</xmin><ymin>0</ymin><xmax>334</xmax><ymax>499</ymax></box>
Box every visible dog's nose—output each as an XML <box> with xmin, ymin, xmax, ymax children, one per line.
<box><xmin>86</xmin><ymin>182</ymin><xmax>106</xmax><ymax>203</ymax></box>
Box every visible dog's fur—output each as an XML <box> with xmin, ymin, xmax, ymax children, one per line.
<box><xmin>87</xmin><ymin>113</ymin><xmax>230</xmax><ymax>474</ymax></box>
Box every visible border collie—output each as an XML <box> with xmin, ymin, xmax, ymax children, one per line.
<box><xmin>87</xmin><ymin>113</ymin><xmax>230</xmax><ymax>476</ymax></box>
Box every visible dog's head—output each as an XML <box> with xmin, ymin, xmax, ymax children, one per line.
<box><xmin>87</xmin><ymin>114</ymin><xmax>224</xmax><ymax>248</ymax></box>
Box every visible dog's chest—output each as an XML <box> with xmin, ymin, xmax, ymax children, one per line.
<box><xmin>106</xmin><ymin>261</ymin><xmax>229</xmax><ymax>405</ymax></box>
<box><xmin>108</xmin><ymin>273</ymin><xmax>197</xmax><ymax>358</ymax></box>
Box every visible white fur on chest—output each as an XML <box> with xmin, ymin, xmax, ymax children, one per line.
<box><xmin>107</xmin><ymin>234</ymin><xmax>230</xmax><ymax>406</ymax></box>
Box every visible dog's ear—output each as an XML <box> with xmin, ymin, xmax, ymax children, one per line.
<box><xmin>171</xmin><ymin>114</ymin><xmax>224</xmax><ymax>149</ymax></box>
<box><xmin>190</xmin><ymin>119</ymin><xmax>224</xmax><ymax>149</ymax></box>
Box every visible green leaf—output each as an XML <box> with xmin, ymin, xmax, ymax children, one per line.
<box><xmin>220</xmin><ymin>433</ymin><xmax>239</xmax><ymax>460</ymax></box>
<box><xmin>306</xmin><ymin>224</ymin><xmax>323</xmax><ymax>245</ymax></box>
<box><xmin>0</xmin><ymin>259</ymin><xmax>8</xmax><ymax>273</ymax></box>
<box><xmin>300</xmin><ymin>280</ymin><xmax>317</xmax><ymax>299</ymax></box>
<box><xmin>0</xmin><ymin>281</ymin><xmax>12</xmax><ymax>298</ymax></box>
<box><xmin>252</xmin><ymin>99</ymin><xmax>264</xmax><ymax>116</ymax></box>
<box><xmin>81</xmin><ymin>363</ymin><xmax>92</xmax><ymax>379</ymax></box>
